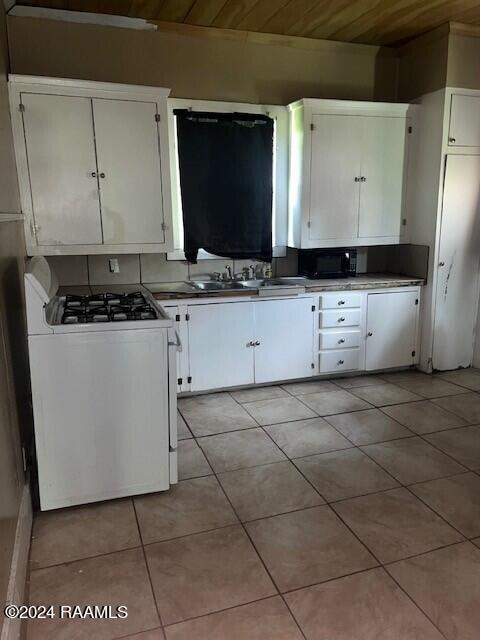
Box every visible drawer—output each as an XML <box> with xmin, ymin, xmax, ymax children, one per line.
<box><xmin>319</xmin><ymin>329</ymin><xmax>361</xmax><ymax>350</ymax></box>
<box><xmin>319</xmin><ymin>309</ymin><xmax>361</xmax><ymax>328</ymax></box>
<box><xmin>319</xmin><ymin>348</ymin><xmax>360</xmax><ymax>373</ymax></box>
<box><xmin>319</xmin><ymin>292</ymin><xmax>361</xmax><ymax>309</ymax></box>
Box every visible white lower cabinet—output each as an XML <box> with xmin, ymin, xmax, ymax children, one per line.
<box><xmin>365</xmin><ymin>291</ymin><xmax>419</xmax><ymax>370</ymax></box>
<box><xmin>188</xmin><ymin>302</ymin><xmax>255</xmax><ymax>392</ymax></box>
<box><xmin>254</xmin><ymin>298</ymin><xmax>314</xmax><ymax>384</ymax></box>
<box><xmin>163</xmin><ymin>304</ymin><xmax>190</xmax><ymax>393</ymax></box>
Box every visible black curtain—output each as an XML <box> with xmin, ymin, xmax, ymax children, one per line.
<box><xmin>175</xmin><ymin>110</ymin><xmax>274</xmax><ymax>264</ymax></box>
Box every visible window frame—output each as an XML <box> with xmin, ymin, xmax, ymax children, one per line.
<box><xmin>166</xmin><ymin>98</ymin><xmax>288</xmax><ymax>260</ymax></box>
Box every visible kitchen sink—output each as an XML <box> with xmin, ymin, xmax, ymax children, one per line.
<box><xmin>259</xmin><ymin>277</ymin><xmax>308</xmax><ymax>287</ymax></box>
<box><xmin>190</xmin><ymin>281</ymin><xmax>248</xmax><ymax>291</ymax></box>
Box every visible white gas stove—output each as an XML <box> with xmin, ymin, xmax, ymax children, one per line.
<box><xmin>25</xmin><ymin>257</ymin><xmax>178</xmax><ymax>510</ymax></box>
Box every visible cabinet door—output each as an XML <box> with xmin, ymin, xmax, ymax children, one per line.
<box><xmin>22</xmin><ymin>93</ymin><xmax>102</xmax><ymax>246</ymax></box>
<box><xmin>449</xmin><ymin>94</ymin><xmax>480</xmax><ymax>147</ymax></box>
<box><xmin>309</xmin><ymin>114</ymin><xmax>361</xmax><ymax>240</ymax></box>
<box><xmin>365</xmin><ymin>291</ymin><xmax>418</xmax><ymax>371</ymax></box>
<box><xmin>358</xmin><ymin>116</ymin><xmax>405</xmax><ymax>238</ymax></box>
<box><xmin>92</xmin><ymin>99</ymin><xmax>165</xmax><ymax>245</ymax></box>
<box><xmin>433</xmin><ymin>155</ymin><xmax>480</xmax><ymax>370</ymax></box>
<box><xmin>254</xmin><ymin>298</ymin><xmax>314</xmax><ymax>383</ymax></box>
<box><xmin>163</xmin><ymin>305</ymin><xmax>190</xmax><ymax>393</ymax></box>
<box><xmin>188</xmin><ymin>302</ymin><xmax>255</xmax><ymax>391</ymax></box>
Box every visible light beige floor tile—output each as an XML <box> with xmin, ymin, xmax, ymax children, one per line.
<box><xmin>388</xmin><ymin>542</ymin><xmax>480</xmax><ymax>640</ymax></box>
<box><xmin>281</xmin><ymin>380</ymin><xmax>337</xmax><ymax>396</ymax></box>
<box><xmin>27</xmin><ymin>548</ymin><xmax>159</xmax><ymax>640</ymax></box>
<box><xmin>381</xmin><ymin>400</ymin><xmax>467</xmax><ymax>435</ymax></box>
<box><xmin>351</xmin><ymin>384</ymin><xmax>422</xmax><ymax>406</ymax></box>
<box><xmin>245</xmin><ymin>506</ymin><xmax>377</xmax><ymax>592</ymax></box>
<box><xmin>164</xmin><ymin>596</ymin><xmax>303</xmax><ymax>640</ymax></box>
<box><xmin>333</xmin><ymin>488</ymin><xmax>463</xmax><ymax>563</ymax></box>
<box><xmin>410</xmin><ymin>473</ymin><xmax>480</xmax><ymax>538</ymax></box>
<box><xmin>362</xmin><ymin>437</ymin><xmax>465</xmax><ymax>484</ymax></box>
<box><xmin>177</xmin><ymin>440</ymin><xmax>212</xmax><ymax>480</ymax></box>
<box><xmin>433</xmin><ymin>392</ymin><xmax>480</xmax><ymax>423</ymax></box>
<box><xmin>242</xmin><ymin>396</ymin><xmax>316</xmax><ymax>425</ymax></box>
<box><xmin>30</xmin><ymin>499</ymin><xmax>140</xmax><ymax>570</ymax></box>
<box><xmin>145</xmin><ymin>525</ymin><xmax>276</xmax><ymax>625</ymax></box>
<box><xmin>177</xmin><ymin>412</ymin><xmax>192</xmax><ymax>440</ymax></box>
<box><xmin>436</xmin><ymin>368</ymin><xmax>480</xmax><ymax>391</ymax></box>
<box><xmin>285</xmin><ymin>567</ymin><xmax>444</xmax><ymax>640</ymax></box>
<box><xmin>230</xmin><ymin>386</ymin><xmax>288</xmax><ymax>403</ymax></box>
<box><xmin>299</xmin><ymin>389</ymin><xmax>372</xmax><ymax>416</ymax></box>
<box><xmin>218</xmin><ymin>461</ymin><xmax>323</xmax><ymax>521</ymax></box>
<box><xmin>425</xmin><ymin>426</ymin><xmax>480</xmax><ymax>470</ymax></box>
<box><xmin>197</xmin><ymin>428</ymin><xmax>286</xmax><ymax>472</ymax></box>
<box><xmin>134</xmin><ymin>477</ymin><xmax>238</xmax><ymax>544</ymax></box>
<box><xmin>178</xmin><ymin>392</ymin><xmax>256</xmax><ymax>436</ymax></box>
<box><xmin>264</xmin><ymin>417</ymin><xmax>352</xmax><ymax>458</ymax></box>
<box><xmin>326</xmin><ymin>408</ymin><xmax>412</xmax><ymax>445</ymax></box>
<box><xmin>123</xmin><ymin>630</ymin><xmax>165</xmax><ymax>640</ymax></box>
<box><xmin>295</xmin><ymin>448</ymin><xmax>399</xmax><ymax>502</ymax></box>
<box><xmin>394</xmin><ymin>377</ymin><xmax>466</xmax><ymax>399</ymax></box>
<box><xmin>472</xmin><ymin>538</ymin><xmax>480</xmax><ymax>548</ymax></box>
<box><xmin>334</xmin><ymin>374</ymin><xmax>387</xmax><ymax>389</ymax></box>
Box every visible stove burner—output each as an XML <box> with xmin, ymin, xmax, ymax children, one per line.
<box><xmin>61</xmin><ymin>292</ymin><xmax>157</xmax><ymax>324</ymax></box>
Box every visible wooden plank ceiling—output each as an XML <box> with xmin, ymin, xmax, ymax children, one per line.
<box><xmin>14</xmin><ymin>0</ymin><xmax>480</xmax><ymax>45</ymax></box>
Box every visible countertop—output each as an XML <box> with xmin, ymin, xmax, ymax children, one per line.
<box><xmin>145</xmin><ymin>273</ymin><xmax>425</xmax><ymax>301</ymax></box>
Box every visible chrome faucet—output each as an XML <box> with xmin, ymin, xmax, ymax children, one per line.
<box><xmin>249</xmin><ymin>264</ymin><xmax>256</xmax><ymax>279</ymax></box>
<box><xmin>225</xmin><ymin>265</ymin><xmax>233</xmax><ymax>280</ymax></box>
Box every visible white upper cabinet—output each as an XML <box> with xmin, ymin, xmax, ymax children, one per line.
<box><xmin>9</xmin><ymin>76</ymin><xmax>173</xmax><ymax>256</ymax></box>
<box><xmin>448</xmin><ymin>94</ymin><xmax>480</xmax><ymax>147</ymax></box>
<box><xmin>92</xmin><ymin>98</ymin><xmax>165</xmax><ymax>245</ymax></box>
<box><xmin>288</xmin><ymin>99</ymin><xmax>410</xmax><ymax>249</ymax></box>
<box><xmin>21</xmin><ymin>93</ymin><xmax>102</xmax><ymax>246</ymax></box>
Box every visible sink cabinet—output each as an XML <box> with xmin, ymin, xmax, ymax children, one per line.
<box><xmin>162</xmin><ymin>285</ymin><xmax>421</xmax><ymax>393</ymax></box>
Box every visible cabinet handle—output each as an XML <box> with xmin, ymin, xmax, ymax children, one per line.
<box><xmin>438</xmin><ymin>261</ymin><xmax>445</xmax><ymax>267</ymax></box>
<box><xmin>255</xmin><ymin>341</ymin><xmax>261</xmax><ymax>346</ymax></box>
<box><xmin>246</xmin><ymin>341</ymin><xmax>254</xmax><ymax>347</ymax></box>
<box><xmin>338</xmin><ymin>300</ymin><xmax>345</xmax><ymax>305</ymax></box>
<box><xmin>338</xmin><ymin>338</ymin><xmax>345</xmax><ymax>344</ymax></box>
<box><xmin>449</xmin><ymin>137</ymin><xmax>456</xmax><ymax>143</ymax></box>
<box><xmin>338</xmin><ymin>317</ymin><xmax>345</xmax><ymax>322</ymax></box>
<box><xmin>367</xmin><ymin>331</ymin><xmax>373</xmax><ymax>337</ymax></box>
<box><xmin>360</xmin><ymin>176</ymin><xmax>366</xmax><ymax>182</ymax></box>
<box><xmin>354</xmin><ymin>177</ymin><xmax>360</xmax><ymax>182</ymax></box>
<box><xmin>337</xmin><ymin>360</ymin><xmax>344</xmax><ymax>365</ymax></box>
<box><xmin>99</xmin><ymin>172</ymin><xmax>106</xmax><ymax>179</ymax></box>
<box><xmin>90</xmin><ymin>171</ymin><xmax>97</xmax><ymax>177</ymax></box>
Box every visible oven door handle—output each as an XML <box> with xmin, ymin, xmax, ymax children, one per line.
<box><xmin>168</xmin><ymin>329</ymin><xmax>182</xmax><ymax>352</ymax></box>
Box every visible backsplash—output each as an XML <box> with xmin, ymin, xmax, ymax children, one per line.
<box><xmin>46</xmin><ymin>244</ymin><xmax>428</xmax><ymax>286</ymax></box>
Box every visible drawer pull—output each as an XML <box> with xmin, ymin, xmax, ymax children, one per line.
<box><xmin>367</xmin><ymin>331</ymin><xmax>373</xmax><ymax>337</ymax></box>
<box><xmin>337</xmin><ymin>359</ymin><xmax>344</xmax><ymax>365</ymax></box>
<box><xmin>338</xmin><ymin>300</ymin><xmax>345</xmax><ymax>305</ymax></box>
<box><xmin>338</xmin><ymin>338</ymin><xmax>345</xmax><ymax>344</ymax></box>
<box><xmin>338</xmin><ymin>317</ymin><xmax>345</xmax><ymax>322</ymax></box>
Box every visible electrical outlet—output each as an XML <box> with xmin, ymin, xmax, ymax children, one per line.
<box><xmin>109</xmin><ymin>258</ymin><xmax>120</xmax><ymax>274</ymax></box>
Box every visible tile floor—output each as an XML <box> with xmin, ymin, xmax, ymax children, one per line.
<box><xmin>26</xmin><ymin>369</ymin><xmax>480</xmax><ymax>639</ymax></box>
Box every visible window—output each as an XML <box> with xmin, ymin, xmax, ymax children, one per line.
<box><xmin>166</xmin><ymin>99</ymin><xmax>288</xmax><ymax>260</ymax></box>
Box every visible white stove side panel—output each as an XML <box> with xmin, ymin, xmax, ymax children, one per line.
<box><xmin>29</xmin><ymin>328</ymin><xmax>171</xmax><ymax>509</ymax></box>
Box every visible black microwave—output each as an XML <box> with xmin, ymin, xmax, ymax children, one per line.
<box><xmin>298</xmin><ymin>248</ymin><xmax>357</xmax><ymax>279</ymax></box>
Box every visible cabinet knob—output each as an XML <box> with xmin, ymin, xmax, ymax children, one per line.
<box><xmin>360</xmin><ymin>176</ymin><xmax>367</xmax><ymax>182</ymax></box>
<box><xmin>338</xmin><ymin>300</ymin><xmax>345</xmax><ymax>305</ymax></box>
<box><xmin>255</xmin><ymin>340</ymin><xmax>260</xmax><ymax>346</ymax></box>
<box><xmin>367</xmin><ymin>331</ymin><xmax>373</xmax><ymax>337</ymax></box>
<box><xmin>338</xmin><ymin>338</ymin><xmax>345</xmax><ymax>344</ymax></box>
<box><xmin>99</xmin><ymin>172</ymin><xmax>106</xmax><ymax>179</ymax></box>
<box><xmin>338</xmin><ymin>317</ymin><xmax>345</xmax><ymax>322</ymax></box>
<box><xmin>246</xmin><ymin>341</ymin><xmax>254</xmax><ymax>347</ymax></box>
<box><xmin>90</xmin><ymin>171</ymin><xmax>97</xmax><ymax>177</ymax></box>
<box><xmin>438</xmin><ymin>261</ymin><xmax>445</xmax><ymax>267</ymax></box>
<box><xmin>354</xmin><ymin>177</ymin><xmax>360</xmax><ymax>182</ymax></box>
<box><xmin>337</xmin><ymin>360</ymin><xmax>344</xmax><ymax>365</ymax></box>
<box><xmin>449</xmin><ymin>137</ymin><xmax>456</xmax><ymax>143</ymax></box>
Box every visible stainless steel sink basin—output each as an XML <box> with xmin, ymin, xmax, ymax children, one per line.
<box><xmin>190</xmin><ymin>281</ymin><xmax>247</xmax><ymax>291</ymax></box>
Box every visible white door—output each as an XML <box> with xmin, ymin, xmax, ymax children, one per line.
<box><xmin>449</xmin><ymin>94</ymin><xmax>480</xmax><ymax>147</ymax></box>
<box><xmin>188</xmin><ymin>302</ymin><xmax>255</xmax><ymax>391</ymax></box>
<box><xmin>358</xmin><ymin>116</ymin><xmax>405</xmax><ymax>238</ymax></box>
<box><xmin>92</xmin><ymin>98</ymin><xmax>165</xmax><ymax>245</ymax></box>
<box><xmin>366</xmin><ymin>291</ymin><xmax>418</xmax><ymax>370</ymax></box>
<box><xmin>433</xmin><ymin>155</ymin><xmax>480</xmax><ymax>370</ymax></box>
<box><xmin>21</xmin><ymin>93</ymin><xmax>102</xmax><ymax>246</ymax></box>
<box><xmin>29</xmin><ymin>329</ymin><xmax>171</xmax><ymax>510</ymax></box>
<box><xmin>254</xmin><ymin>297</ymin><xmax>314</xmax><ymax>383</ymax></box>
<box><xmin>309</xmin><ymin>114</ymin><xmax>361</xmax><ymax>240</ymax></box>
